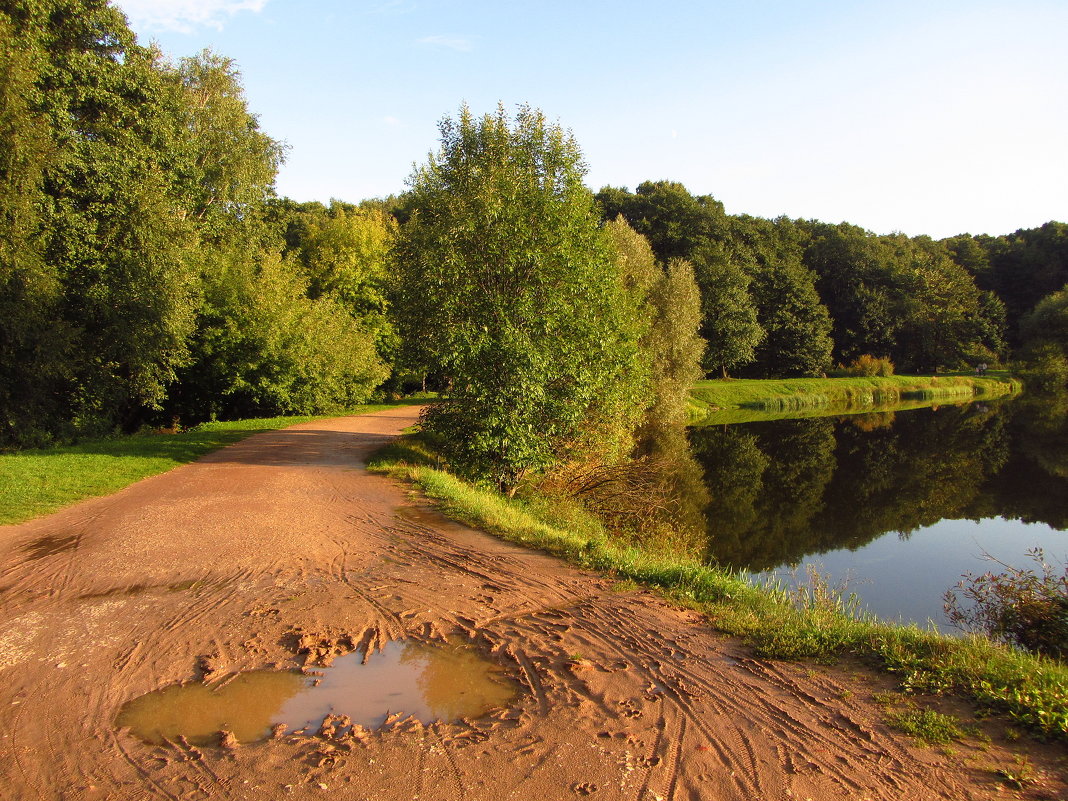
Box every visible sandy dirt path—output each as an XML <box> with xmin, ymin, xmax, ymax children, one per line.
<box><xmin>0</xmin><ymin>407</ymin><xmax>1062</xmax><ymax>801</ymax></box>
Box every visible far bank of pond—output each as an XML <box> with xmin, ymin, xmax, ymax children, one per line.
<box><xmin>689</xmin><ymin>373</ymin><xmax>1021</xmax><ymax>425</ymax></box>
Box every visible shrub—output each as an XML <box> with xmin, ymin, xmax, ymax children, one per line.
<box><xmin>1016</xmin><ymin>343</ymin><xmax>1068</xmax><ymax>392</ymax></box>
<box><xmin>844</xmin><ymin>354</ymin><xmax>895</xmax><ymax>377</ymax></box>
<box><xmin>944</xmin><ymin>549</ymin><xmax>1068</xmax><ymax>659</ymax></box>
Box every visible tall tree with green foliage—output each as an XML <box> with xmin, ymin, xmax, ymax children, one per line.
<box><xmin>964</xmin><ymin>223</ymin><xmax>1068</xmax><ymax>345</ymax></box>
<box><xmin>750</xmin><ymin>260</ymin><xmax>835</xmax><ymax>377</ymax></box>
<box><xmin>603</xmin><ymin>217</ymin><xmax>705</xmax><ymax>444</ymax></box>
<box><xmin>166</xmin><ymin>247</ymin><xmax>388</xmax><ymax>421</ymax></box>
<box><xmin>596</xmin><ymin>180</ymin><xmax>727</xmax><ymax>263</ymax></box>
<box><xmin>171</xmin><ymin>50</ymin><xmax>284</xmax><ymax>247</ymax></box>
<box><xmin>0</xmin><ymin>0</ymin><xmax>201</xmax><ymax>441</ymax></box>
<box><xmin>162</xmin><ymin>55</ymin><xmax>386</xmax><ymax>423</ymax></box>
<box><xmin>0</xmin><ymin>10</ymin><xmax>67</xmax><ymax>445</ymax></box>
<box><xmin>887</xmin><ymin>235</ymin><xmax>994</xmax><ymax>370</ymax></box>
<box><xmin>1016</xmin><ymin>284</ymin><xmax>1068</xmax><ymax>390</ymax></box>
<box><xmin>391</xmin><ymin>105</ymin><xmax>648</xmax><ymax>492</ymax></box>
<box><xmin>802</xmin><ymin>222</ymin><xmax>903</xmax><ymax>364</ymax></box>
<box><xmin>691</xmin><ymin>243</ymin><xmax>763</xmax><ymax>378</ymax></box>
<box><xmin>643</xmin><ymin>258</ymin><xmax>706</xmax><ymax>431</ymax></box>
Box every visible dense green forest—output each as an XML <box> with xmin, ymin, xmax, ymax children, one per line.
<box><xmin>2</xmin><ymin>0</ymin><xmax>1067</xmax><ymax>482</ymax></box>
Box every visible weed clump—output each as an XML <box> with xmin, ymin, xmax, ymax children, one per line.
<box><xmin>885</xmin><ymin>707</ymin><xmax>965</xmax><ymax>745</ymax></box>
<box><xmin>944</xmin><ymin>549</ymin><xmax>1068</xmax><ymax>659</ymax></box>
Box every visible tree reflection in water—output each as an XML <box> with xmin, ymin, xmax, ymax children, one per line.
<box><xmin>688</xmin><ymin>398</ymin><xmax>1068</xmax><ymax>573</ymax></box>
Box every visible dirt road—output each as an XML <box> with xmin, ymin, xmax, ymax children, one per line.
<box><xmin>0</xmin><ymin>407</ymin><xmax>1061</xmax><ymax>800</ymax></box>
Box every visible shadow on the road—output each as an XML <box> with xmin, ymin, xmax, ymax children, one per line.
<box><xmin>197</xmin><ymin>423</ymin><xmax>409</xmax><ymax>468</ymax></box>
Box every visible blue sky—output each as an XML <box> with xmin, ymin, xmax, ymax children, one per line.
<box><xmin>115</xmin><ymin>0</ymin><xmax>1067</xmax><ymax>239</ymax></box>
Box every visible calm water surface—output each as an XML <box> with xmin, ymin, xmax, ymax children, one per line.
<box><xmin>688</xmin><ymin>397</ymin><xmax>1068</xmax><ymax>632</ymax></box>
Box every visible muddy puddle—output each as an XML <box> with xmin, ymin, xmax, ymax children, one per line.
<box><xmin>117</xmin><ymin>639</ymin><xmax>519</xmax><ymax>746</ymax></box>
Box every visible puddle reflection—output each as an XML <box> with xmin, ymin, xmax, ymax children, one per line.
<box><xmin>117</xmin><ymin>639</ymin><xmax>519</xmax><ymax>745</ymax></box>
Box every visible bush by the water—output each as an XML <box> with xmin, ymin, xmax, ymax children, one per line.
<box><xmin>944</xmin><ymin>549</ymin><xmax>1068</xmax><ymax>659</ymax></box>
<box><xmin>1017</xmin><ymin>344</ymin><xmax>1068</xmax><ymax>392</ymax></box>
<box><xmin>842</xmin><ymin>354</ymin><xmax>895</xmax><ymax>377</ymax></box>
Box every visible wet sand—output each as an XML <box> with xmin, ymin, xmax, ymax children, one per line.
<box><xmin>0</xmin><ymin>407</ymin><xmax>1063</xmax><ymax>800</ymax></box>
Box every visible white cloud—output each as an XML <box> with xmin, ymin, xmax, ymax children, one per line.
<box><xmin>417</xmin><ymin>35</ymin><xmax>473</xmax><ymax>52</ymax></box>
<box><xmin>116</xmin><ymin>0</ymin><xmax>268</xmax><ymax>33</ymax></box>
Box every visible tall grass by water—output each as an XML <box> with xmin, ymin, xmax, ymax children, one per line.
<box><xmin>369</xmin><ymin>431</ymin><xmax>1068</xmax><ymax>739</ymax></box>
<box><xmin>689</xmin><ymin>373</ymin><xmax>1021</xmax><ymax>425</ymax></box>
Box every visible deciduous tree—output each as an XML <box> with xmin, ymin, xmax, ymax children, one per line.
<box><xmin>392</xmin><ymin>105</ymin><xmax>647</xmax><ymax>491</ymax></box>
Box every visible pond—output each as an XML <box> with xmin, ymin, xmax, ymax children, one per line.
<box><xmin>688</xmin><ymin>396</ymin><xmax>1068</xmax><ymax>632</ymax></box>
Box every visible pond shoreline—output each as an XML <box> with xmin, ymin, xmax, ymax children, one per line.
<box><xmin>371</xmin><ymin>394</ymin><xmax>1068</xmax><ymax>742</ymax></box>
<box><xmin>689</xmin><ymin>373</ymin><xmax>1021</xmax><ymax>425</ymax></box>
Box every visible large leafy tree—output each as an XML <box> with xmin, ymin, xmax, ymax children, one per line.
<box><xmin>802</xmin><ymin>222</ymin><xmax>903</xmax><ymax>364</ymax></box>
<box><xmin>171</xmin><ymin>50</ymin><xmax>284</xmax><ymax>247</ymax></box>
<box><xmin>166</xmin><ymin>246</ymin><xmax>388</xmax><ymax>421</ymax></box>
<box><xmin>0</xmin><ymin>10</ymin><xmax>67</xmax><ymax>445</ymax></box>
<box><xmin>750</xmin><ymin>259</ymin><xmax>835</xmax><ymax>377</ymax></box>
<box><xmin>887</xmin><ymin>235</ymin><xmax>993</xmax><ymax>371</ymax></box>
<box><xmin>603</xmin><ymin>216</ymin><xmax>705</xmax><ymax>445</ymax></box>
<box><xmin>691</xmin><ymin>242</ymin><xmax>763</xmax><ymax>378</ymax></box>
<box><xmin>596</xmin><ymin>180</ymin><xmax>728</xmax><ymax>263</ymax></box>
<box><xmin>163</xmin><ymin>57</ymin><xmax>385</xmax><ymax>423</ymax></box>
<box><xmin>0</xmin><ymin>0</ymin><xmax>199</xmax><ymax>441</ymax></box>
<box><xmin>964</xmin><ymin>223</ymin><xmax>1068</xmax><ymax>344</ymax></box>
<box><xmin>392</xmin><ymin>105</ymin><xmax>648</xmax><ymax>492</ymax></box>
<box><xmin>1016</xmin><ymin>284</ymin><xmax>1068</xmax><ymax>390</ymax></box>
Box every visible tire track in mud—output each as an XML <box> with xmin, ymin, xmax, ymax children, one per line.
<box><xmin>560</xmin><ymin>600</ymin><xmax>887</xmax><ymax>798</ymax></box>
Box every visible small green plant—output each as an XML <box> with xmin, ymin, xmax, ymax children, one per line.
<box><xmin>944</xmin><ymin>549</ymin><xmax>1068</xmax><ymax>659</ymax></box>
<box><xmin>872</xmin><ymin>691</ymin><xmax>904</xmax><ymax>707</ymax></box>
<box><xmin>995</xmin><ymin>755</ymin><xmax>1036</xmax><ymax>789</ymax></box>
<box><xmin>885</xmin><ymin>707</ymin><xmax>965</xmax><ymax>745</ymax></box>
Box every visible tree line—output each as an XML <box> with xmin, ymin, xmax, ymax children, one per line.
<box><xmin>598</xmin><ymin>182</ymin><xmax>1068</xmax><ymax>381</ymax></box>
<box><xmin>2</xmin><ymin>1</ymin><xmax>1067</xmax><ymax>504</ymax></box>
<box><xmin>1</xmin><ymin>0</ymin><xmax>388</xmax><ymax>447</ymax></box>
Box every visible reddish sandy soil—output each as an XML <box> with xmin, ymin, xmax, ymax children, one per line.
<box><xmin>0</xmin><ymin>407</ymin><xmax>1064</xmax><ymax>800</ymax></box>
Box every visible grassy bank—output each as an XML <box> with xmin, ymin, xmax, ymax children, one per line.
<box><xmin>369</xmin><ymin>434</ymin><xmax>1068</xmax><ymax>739</ymax></box>
<box><xmin>0</xmin><ymin>400</ymin><xmax>425</xmax><ymax>525</ymax></box>
<box><xmin>689</xmin><ymin>373</ymin><xmax>1021</xmax><ymax>425</ymax></box>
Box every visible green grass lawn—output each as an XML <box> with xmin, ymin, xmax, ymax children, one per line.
<box><xmin>0</xmin><ymin>401</ymin><xmax>425</xmax><ymax>525</ymax></box>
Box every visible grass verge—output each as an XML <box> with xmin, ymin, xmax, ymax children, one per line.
<box><xmin>369</xmin><ymin>433</ymin><xmax>1068</xmax><ymax>739</ymax></box>
<box><xmin>0</xmin><ymin>400</ymin><xmax>426</xmax><ymax>525</ymax></box>
<box><xmin>689</xmin><ymin>373</ymin><xmax>1021</xmax><ymax>425</ymax></box>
